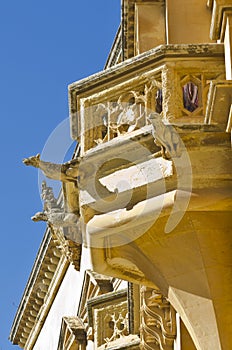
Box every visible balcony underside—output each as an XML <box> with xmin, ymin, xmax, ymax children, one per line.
<box><xmin>79</xmin><ymin>127</ymin><xmax>232</xmax><ymax>350</ymax></box>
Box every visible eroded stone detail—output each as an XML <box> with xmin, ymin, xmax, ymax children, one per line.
<box><xmin>95</xmin><ymin>300</ymin><xmax>129</xmax><ymax>348</ymax></box>
<box><xmin>32</xmin><ymin>181</ymin><xmax>79</xmax><ymax>228</ymax></box>
<box><xmin>104</xmin><ymin>309</ymin><xmax>129</xmax><ymax>344</ymax></box>
<box><xmin>51</xmin><ymin>225</ymin><xmax>82</xmax><ymax>271</ymax></box>
<box><xmin>23</xmin><ymin>153</ymin><xmax>115</xmax><ymax>201</ymax></box>
<box><xmin>148</xmin><ymin>112</ymin><xmax>181</xmax><ymax>158</ymax></box>
<box><xmin>140</xmin><ymin>286</ymin><xmax>176</xmax><ymax>350</ymax></box>
<box><xmin>161</xmin><ymin>65</ymin><xmax>179</xmax><ymax>121</ymax></box>
<box><xmin>78</xmin><ymin>270</ymin><xmax>113</xmax><ymax>328</ymax></box>
<box><xmin>23</xmin><ymin>153</ymin><xmax>81</xmax><ymax>183</ymax></box>
<box><xmin>83</xmin><ymin>79</ymin><xmax>162</xmax><ymax>151</ymax></box>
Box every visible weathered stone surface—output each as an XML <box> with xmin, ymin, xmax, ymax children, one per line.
<box><xmin>10</xmin><ymin>2</ymin><xmax>232</xmax><ymax>350</ymax></box>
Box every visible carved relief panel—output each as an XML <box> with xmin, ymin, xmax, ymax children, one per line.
<box><xmin>81</xmin><ymin>76</ymin><xmax>162</xmax><ymax>152</ymax></box>
<box><xmin>75</xmin><ymin>58</ymin><xmax>225</xmax><ymax>154</ymax></box>
<box><xmin>140</xmin><ymin>286</ymin><xmax>176</xmax><ymax>350</ymax></box>
<box><xmin>94</xmin><ymin>300</ymin><xmax>129</xmax><ymax>348</ymax></box>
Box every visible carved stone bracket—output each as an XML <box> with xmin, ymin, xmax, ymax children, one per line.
<box><xmin>50</xmin><ymin>225</ymin><xmax>82</xmax><ymax>271</ymax></box>
<box><xmin>140</xmin><ymin>286</ymin><xmax>176</xmax><ymax>350</ymax></box>
<box><xmin>57</xmin><ymin>317</ymin><xmax>87</xmax><ymax>350</ymax></box>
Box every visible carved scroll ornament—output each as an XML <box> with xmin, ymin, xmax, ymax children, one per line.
<box><xmin>140</xmin><ymin>286</ymin><xmax>176</xmax><ymax>350</ymax></box>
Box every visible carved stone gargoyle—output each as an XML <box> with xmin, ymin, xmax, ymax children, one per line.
<box><xmin>31</xmin><ymin>181</ymin><xmax>79</xmax><ymax>228</ymax></box>
<box><xmin>23</xmin><ymin>153</ymin><xmax>117</xmax><ymax>199</ymax></box>
<box><xmin>23</xmin><ymin>154</ymin><xmax>80</xmax><ymax>183</ymax></box>
<box><xmin>148</xmin><ymin>112</ymin><xmax>181</xmax><ymax>158</ymax></box>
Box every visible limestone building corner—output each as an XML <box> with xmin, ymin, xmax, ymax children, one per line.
<box><xmin>10</xmin><ymin>1</ymin><xmax>232</xmax><ymax>350</ymax></box>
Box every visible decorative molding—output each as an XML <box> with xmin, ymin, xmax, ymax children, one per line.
<box><xmin>122</xmin><ymin>0</ymin><xmax>136</xmax><ymax>59</ymax></box>
<box><xmin>57</xmin><ymin>317</ymin><xmax>87</xmax><ymax>350</ymax></box>
<box><xmin>10</xmin><ymin>214</ymin><xmax>82</xmax><ymax>348</ymax></box>
<box><xmin>87</xmin><ymin>290</ymin><xmax>129</xmax><ymax>348</ymax></box>
<box><xmin>210</xmin><ymin>0</ymin><xmax>232</xmax><ymax>40</ymax></box>
<box><xmin>9</xmin><ymin>229</ymin><xmax>69</xmax><ymax>348</ymax></box>
<box><xmin>78</xmin><ymin>270</ymin><xmax>114</xmax><ymax>328</ymax></box>
<box><xmin>51</xmin><ymin>225</ymin><xmax>82</xmax><ymax>271</ymax></box>
<box><xmin>140</xmin><ymin>286</ymin><xmax>176</xmax><ymax>350</ymax></box>
<box><xmin>69</xmin><ymin>44</ymin><xmax>224</xmax><ymax>133</ymax></box>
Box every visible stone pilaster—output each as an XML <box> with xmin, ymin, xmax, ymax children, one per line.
<box><xmin>161</xmin><ymin>64</ymin><xmax>179</xmax><ymax>121</ymax></box>
<box><xmin>140</xmin><ymin>286</ymin><xmax>176</xmax><ymax>350</ymax></box>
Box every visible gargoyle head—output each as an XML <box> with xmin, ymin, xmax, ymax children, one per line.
<box><xmin>23</xmin><ymin>153</ymin><xmax>41</xmax><ymax>168</ymax></box>
<box><xmin>31</xmin><ymin>211</ymin><xmax>48</xmax><ymax>222</ymax></box>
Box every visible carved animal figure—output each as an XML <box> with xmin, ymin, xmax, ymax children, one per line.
<box><xmin>23</xmin><ymin>154</ymin><xmax>80</xmax><ymax>183</ymax></box>
<box><xmin>148</xmin><ymin>113</ymin><xmax>181</xmax><ymax>158</ymax></box>
<box><xmin>23</xmin><ymin>154</ymin><xmax>116</xmax><ymax>199</ymax></box>
<box><xmin>32</xmin><ymin>210</ymin><xmax>79</xmax><ymax>227</ymax></box>
<box><xmin>32</xmin><ymin>181</ymin><xmax>79</xmax><ymax>228</ymax></box>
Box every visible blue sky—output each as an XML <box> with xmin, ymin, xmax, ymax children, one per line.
<box><xmin>0</xmin><ymin>1</ymin><xmax>120</xmax><ymax>349</ymax></box>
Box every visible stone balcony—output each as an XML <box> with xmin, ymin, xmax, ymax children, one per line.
<box><xmin>68</xmin><ymin>43</ymin><xmax>232</xmax><ymax>350</ymax></box>
<box><xmin>69</xmin><ymin>43</ymin><xmax>225</xmax><ymax>153</ymax></box>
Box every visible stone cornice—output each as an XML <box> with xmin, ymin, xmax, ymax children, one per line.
<box><xmin>9</xmin><ymin>226</ymin><xmax>81</xmax><ymax>349</ymax></box>
<box><xmin>68</xmin><ymin>44</ymin><xmax>224</xmax><ymax>117</ymax></box>
<box><xmin>24</xmin><ymin>254</ymin><xmax>68</xmax><ymax>350</ymax></box>
<box><xmin>10</xmin><ymin>228</ymin><xmax>54</xmax><ymax>347</ymax></box>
